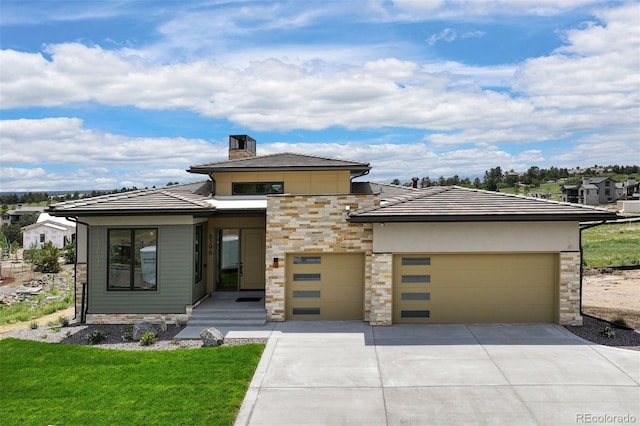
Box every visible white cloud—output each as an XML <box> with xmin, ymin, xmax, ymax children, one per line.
<box><xmin>427</xmin><ymin>28</ymin><xmax>485</xmax><ymax>45</ymax></box>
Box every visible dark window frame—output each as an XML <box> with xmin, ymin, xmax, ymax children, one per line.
<box><xmin>107</xmin><ymin>228</ymin><xmax>158</xmax><ymax>291</ymax></box>
<box><xmin>232</xmin><ymin>182</ymin><xmax>284</xmax><ymax>195</ymax></box>
<box><xmin>195</xmin><ymin>225</ymin><xmax>204</xmax><ymax>284</ymax></box>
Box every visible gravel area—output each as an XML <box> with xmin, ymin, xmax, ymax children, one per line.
<box><xmin>565</xmin><ymin>315</ymin><xmax>640</xmax><ymax>351</ymax></box>
<box><xmin>0</xmin><ymin>323</ymin><xmax>267</xmax><ymax>350</ymax></box>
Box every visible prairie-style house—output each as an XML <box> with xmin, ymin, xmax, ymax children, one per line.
<box><xmin>48</xmin><ymin>136</ymin><xmax>616</xmax><ymax>327</ymax></box>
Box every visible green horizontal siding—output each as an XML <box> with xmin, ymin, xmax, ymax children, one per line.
<box><xmin>88</xmin><ymin>225</ymin><xmax>193</xmax><ymax>314</ymax></box>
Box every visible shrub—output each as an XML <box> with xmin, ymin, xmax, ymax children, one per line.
<box><xmin>121</xmin><ymin>325</ymin><xmax>134</xmax><ymax>341</ymax></box>
<box><xmin>58</xmin><ymin>316</ymin><xmax>69</xmax><ymax>327</ymax></box>
<box><xmin>611</xmin><ymin>317</ymin><xmax>629</xmax><ymax>329</ymax></box>
<box><xmin>139</xmin><ymin>331</ymin><xmax>157</xmax><ymax>346</ymax></box>
<box><xmin>63</xmin><ymin>241</ymin><xmax>76</xmax><ymax>264</ymax></box>
<box><xmin>29</xmin><ymin>321</ymin><xmax>38</xmax><ymax>330</ymax></box>
<box><xmin>600</xmin><ymin>326</ymin><xmax>616</xmax><ymax>339</ymax></box>
<box><xmin>87</xmin><ymin>330</ymin><xmax>107</xmax><ymax>345</ymax></box>
<box><xmin>25</xmin><ymin>241</ymin><xmax>61</xmax><ymax>273</ymax></box>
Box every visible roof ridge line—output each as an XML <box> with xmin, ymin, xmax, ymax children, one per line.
<box><xmin>160</xmin><ymin>189</ymin><xmax>212</xmax><ymax>208</ymax></box>
<box><xmin>351</xmin><ymin>186</ymin><xmax>451</xmax><ymax>216</ymax></box>
<box><xmin>451</xmin><ymin>185</ymin><xmax>614</xmax><ymax>213</ymax></box>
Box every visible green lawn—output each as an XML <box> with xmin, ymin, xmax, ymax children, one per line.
<box><xmin>0</xmin><ymin>339</ymin><xmax>264</xmax><ymax>426</ymax></box>
<box><xmin>582</xmin><ymin>222</ymin><xmax>640</xmax><ymax>268</ymax></box>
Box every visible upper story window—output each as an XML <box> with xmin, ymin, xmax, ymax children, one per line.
<box><xmin>108</xmin><ymin>228</ymin><xmax>157</xmax><ymax>291</ymax></box>
<box><xmin>232</xmin><ymin>182</ymin><xmax>284</xmax><ymax>195</ymax></box>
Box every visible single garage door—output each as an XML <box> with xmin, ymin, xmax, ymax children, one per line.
<box><xmin>393</xmin><ymin>253</ymin><xmax>557</xmax><ymax>324</ymax></box>
<box><xmin>286</xmin><ymin>253</ymin><xmax>364</xmax><ymax>320</ymax></box>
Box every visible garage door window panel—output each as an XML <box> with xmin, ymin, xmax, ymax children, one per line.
<box><xmin>401</xmin><ymin>275</ymin><xmax>431</xmax><ymax>283</ymax></box>
<box><xmin>293</xmin><ymin>273</ymin><xmax>321</xmax><ymax>281</ymax></box>
<box><xmin>293</xmin><ymin>290</ymin><xmax>321</xmax><ymax>298</ymax></box>
<box><xmin>401</xmin><ymin>310</ymin><xmax>430</xmax><ymax>318</ymax></box>
<box><xmin>401</xmin><ymin>292</ymin><xmax>430</xmax><ymax>301</ymax></box>
<box><xmin>402</xmin><ymin>257</ymin><xmax>431</xmax><ymax>266</ymax></box>
<box><xmin>292</xmin><ymin>308</ymin><xmax>321</xmax><ymax>315</ymax></box>
<box><xmin>293</xmin><ymin>256</ymin><xmax>321</xmax><ymax>265</ymax></box>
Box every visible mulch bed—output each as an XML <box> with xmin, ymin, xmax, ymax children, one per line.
<box><xmin>565</xmin><ymin>315</ymin><xmax>640</xmax><ymax>350</ymax></box>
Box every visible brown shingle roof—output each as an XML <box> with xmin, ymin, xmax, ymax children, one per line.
<box><xmin>188</xmin><ymin>152</ymin><xmax>370</xmax><ymax>177</ymax></box>
<box><xmin>47</xmin><ymin>181</ymin><xmax>216</xmax><ymax>216</ymax></box>
<box><xmin>348</xmin><ymin>186</ymin><xmax>618</xmax><ymax>222</ymax></box>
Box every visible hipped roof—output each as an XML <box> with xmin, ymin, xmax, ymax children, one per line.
<box><xmin>348</xmin><ymin>186</ymin><xmax>618</xmax><ymax>223</ymax></box>
<box><xmin>188</xmin><ymin>152</ymin><xmax>370</xmax><ymax>177</ymax></box>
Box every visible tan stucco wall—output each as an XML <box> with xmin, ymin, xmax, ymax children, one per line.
<box><xmin>373</xmin><ymin>221</ymin><xmax>580</xmax><ymax>253</ymax></box>
<box><xmin>212</xmin><ymin>170</ymin><xmax>351</xmax><ymax>196</ymax></box>
<box><xmin>265</xmin><ymin>194</ymin><xmax>376</xmax><ymax>321</ymax></box>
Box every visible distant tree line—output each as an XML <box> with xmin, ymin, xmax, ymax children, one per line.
<box><xmin>392</xmin><ymin>164</ymin><xmax>639</xmax><ymax>191</ymax></box>
<box><xmin>0</xmin><ymin>183</ymin><xmax>180</xmax><ymax>211</ymax></box>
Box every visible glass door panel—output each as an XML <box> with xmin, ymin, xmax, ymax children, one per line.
<box><xmin>216</xmin><ymin>229</ymin><xmax>240</xmax><ymax>290</ymax></box>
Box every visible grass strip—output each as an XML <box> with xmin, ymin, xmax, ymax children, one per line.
<box><xmin>582</xmin><ymin>222</ymin><xmax>640</xmax><ymax>268</ymax></box>
<box><xmin>0</xmin><ymin>339</ymin><xmax>264</xmax><ymax>426</ymax></box>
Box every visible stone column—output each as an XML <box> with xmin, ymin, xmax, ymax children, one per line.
<box><xmin>559</xmin><ymin>251</ymin><xmax>582</xmax><ymax>326</ymax></box>
<box><xmin>369</xmin><ymin>253</ymin><xmax>393</xmax><ymax>325</ymax></box>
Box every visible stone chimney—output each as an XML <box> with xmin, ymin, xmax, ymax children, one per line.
<box><xmin>228</xmin><ymin>135</ymin><xmax>256</xmax><ymax>160</ymax></box>
<box><xmin>412</xmin><ymin>177</ymin><xmax>419</xmax><ymax>188</ymax></box>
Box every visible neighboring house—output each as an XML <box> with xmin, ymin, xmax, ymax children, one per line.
<box><xmin>561</xmin><ymin>177</ymin><xmax>617</xmax><ymax>205</ymax></box>
<box><xmin>22</xmin><ymin>212</ymin><xmax>76</xmax><ymax>249</ymax></box>
<box><xmin>48</xmin><ymin>135</ymin><xmax>616</xmax><ymax>327</ymax></box>
<box><xmin>1</xmin><ymin>206</ymin><xmax>45</xmax><ymax>226</ymax></box>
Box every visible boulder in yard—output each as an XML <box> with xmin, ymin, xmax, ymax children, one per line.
<box><xmin>132</xmin><ymin>322</ymin><xmax>157</xmax><ymax>341</ymax></box>
<box><xmin>200</xmin><ymin>327</ymin><xmax>224</xmax><ymax>347</ymax></box>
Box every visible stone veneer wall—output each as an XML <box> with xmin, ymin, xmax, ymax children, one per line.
<box><xmin>265</xmin><ymin>194</ymin><xmax>377</xmax><ymax>321</ymax></box>
<box><xmin>369</xmin><ymin>253</ymin><xmax>393</xmax><ymax>325</ymax></box>
<box><xmin>85</xmin><ymin>313</ymin><xmax>190</xmax><ymax>325</ymax></box>
<box><xmin>559</xmin><ymin>251</ymin><xmax>582</xmax><ymax>326</ymax></box>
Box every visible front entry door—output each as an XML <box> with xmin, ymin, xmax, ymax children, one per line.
<box><xmin>216</xmin><ymin>228</ymin><xmax>265</xmax><ymax>291</ymax></box>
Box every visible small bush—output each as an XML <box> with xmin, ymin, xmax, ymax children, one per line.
<box><xmin>58</xmin><ymin>316</ymin><xmax>69</xmax><ymax>327</ymax></box>
<box><xmin>40</xmin><ymin>334</ymin><xmax>48</xmax><ymax>339</ymax></box>
<box><xmin>121</xmin><ymin>325</ymin><xmax>134</xmax><ymax>341</ymax></box>
<box><xmin>29</xmin><ymin>321</ymin><xmax>38</xmax><ymax>330</ymax></box>
<box><xmin>63</xmin><ymin>241</ymin><xmax>76</xmax><ymax>264</ymax></box>
<box><xmin>611</xmin><ymin>317</ymin><xmax>629</xmax><ymax>329</ymax></box>
<box><xmin>46</xmin><ymin>320</ymin><xmax>57</xmax><ymax>327</ymax></box>
<box><xmin>87</xmin><ymin>330</ymin><xmax>107</xmax><ymax>345</ymax></box>
<box><xmin>139</xmin><ymin>331</ymin><xmax>157</xmax><ymax>346</ymax></box>
<box><xmin>600</xmin><ymin>326</ymin><xmax>616</xmax><ymax>339</ymax></box>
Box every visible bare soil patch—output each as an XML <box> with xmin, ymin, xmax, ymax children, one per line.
<box><xmin>582</xmin><ymin>268</ymin><xmax>640</xmax><ymax>329</ymax></box>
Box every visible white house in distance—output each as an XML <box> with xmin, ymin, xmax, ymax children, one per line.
<box><xmin>22</xmin><ymin>213</ymin><xmax>76</xmax><ymax>249</ymax></box>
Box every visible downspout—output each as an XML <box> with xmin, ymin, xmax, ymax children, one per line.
<box><xmin>67</xmin><ymin>217</ymin><xmax>90</xmax><ymax>324</ymax></box>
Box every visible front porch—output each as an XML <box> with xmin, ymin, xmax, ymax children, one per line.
<box><xmin>176</xmin><ymin>291</ymin><xmax>268</xmax><ymax>339</ymax></box>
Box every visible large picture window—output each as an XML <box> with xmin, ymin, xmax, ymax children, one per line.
<box><xmin>232</xmin><ymin>182</ymin><xmax>284</xmax><ymax>195</ymax></box>
<box><xmin>108</xmin><ymin>228</ymin><xmax>157</xmax><ymax>290</ymax></box>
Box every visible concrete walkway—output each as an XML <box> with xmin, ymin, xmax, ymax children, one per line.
<box><xmin>233</xmin><ymin>322</ymin><xmax>640</xmax><ymax>426</ymax></box>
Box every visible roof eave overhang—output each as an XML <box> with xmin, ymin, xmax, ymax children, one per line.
<box><xmin>347</xmin><ymin>213</ymin><xmax>619</xmax><ymax>223</ymax></box>
<box><xmin>47</xmin><ymin>209</ymin><xmax>218</xmax><ymax>217</ymax></box>
<box><xmin>188</xmin><ymin>165</ymin><xmax>371</xmax><ymax>175</ymax></box>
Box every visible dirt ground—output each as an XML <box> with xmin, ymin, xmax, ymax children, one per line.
<box><xmin>582</xmin><ymin>269</ymin><xmax>640</xmax><ymax>329</ymax></box>
<box><xmin>0</xmin><ymin>257</ymin><xmax>75</xmax><ymax>333</ymax></box>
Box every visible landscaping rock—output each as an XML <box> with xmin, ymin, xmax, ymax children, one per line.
<box><xmin>132</xmin><ymin>322</ymin><xmax>157</xmax><ymax>341</ymax></box>
<box><xmin>200</xmin><ymin>327</ymin><xmax>224</xmax><ymax>347</ymax></box>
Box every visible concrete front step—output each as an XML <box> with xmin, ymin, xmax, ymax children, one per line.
<box><xmin>187</xmin><ymin>309</ymin><xmax>267</xmax><ymax>327</ymax></box>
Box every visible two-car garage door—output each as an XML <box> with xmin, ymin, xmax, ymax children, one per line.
<box><xmin>393</xmin><ymin>253</ymin><xmax>558</xmax><ymax>324</ymax></box>
<box><xmin>286</xmin><ymin>253</ymin><xmax>364</xmax><ymax>320</ymax></box>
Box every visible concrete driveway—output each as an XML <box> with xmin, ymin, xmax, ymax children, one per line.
<box><xmin>233</xmin><ymin>322</ymin><xmax>640</xmax><ymax>426</ymax></box>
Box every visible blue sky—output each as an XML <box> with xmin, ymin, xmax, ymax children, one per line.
<box><xmin>1</xmin><ymin>0</ymin><xmax>638</xmax><ymax>191</ymax></box>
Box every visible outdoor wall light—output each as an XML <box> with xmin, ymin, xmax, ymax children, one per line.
<box><xmin>273</xmin><ymin>257</ymin><xmax>279</xmax><ymax>268</ymax></box>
